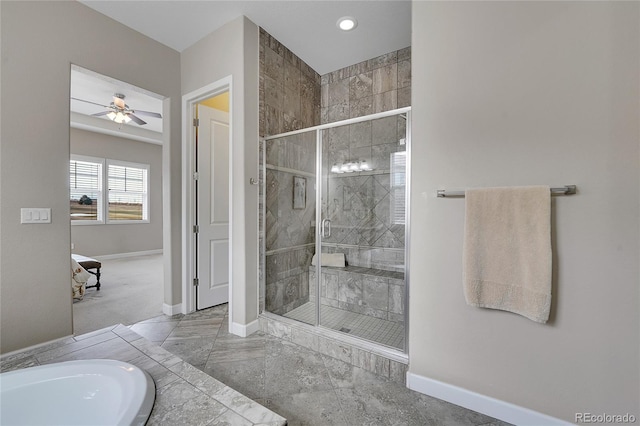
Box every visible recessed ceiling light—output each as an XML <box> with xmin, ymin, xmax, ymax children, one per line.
<box><xmin>337</xmin><ymin>16</ymin><xmax>357</xmax><ymax>31</ymax></box>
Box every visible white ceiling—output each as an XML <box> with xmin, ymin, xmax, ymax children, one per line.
<box><xmin>71</xmin><ymin>0</ymin><xmax>411</xmax><ymax>142</ymax></box>
<box><xmin>79</xmin><ymin>0</ymin><xmax>411</xmax><ymax>75</ymax></box>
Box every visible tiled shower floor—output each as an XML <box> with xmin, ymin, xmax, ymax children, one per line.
<box><xmin>283</xmin><ymin>302</ymin><xmax>405</xmax><ymax>350</ymax></box>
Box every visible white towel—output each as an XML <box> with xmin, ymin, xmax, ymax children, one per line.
<box><xmin>463</xmin><ymin>186</ymin><xmax>552</xmax><ymax>323</ymax></box>
<box><xmin>311</xmin><ymin>253</ymin><xmax>345</xmax><ymax>267</ymax></box>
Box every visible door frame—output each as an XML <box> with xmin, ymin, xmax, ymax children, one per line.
<box><xmin>181</xmin><ymin>76</ymin><xmax>233</xmax><ymax>317</ymax></box>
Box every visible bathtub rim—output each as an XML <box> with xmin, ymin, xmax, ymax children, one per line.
<box><xmin>0</xmin><ymin>358</ymin><xmax>156</xmax><ymax>426</ymax></box>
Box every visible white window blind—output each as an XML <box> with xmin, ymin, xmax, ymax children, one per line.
<box><xmin>107</xmin><ymin>162</ymin><xmax>148</xmax><ymax>221</ymax></box>
<box><xmin>390</xmin><ymin>151</ymin><xmax>406</xmax><ymax>225</ymax></box>
<box><xmin>69</xmin><ymin>158</ymin><xmax>103</xmax><ymax>222</ymax></box>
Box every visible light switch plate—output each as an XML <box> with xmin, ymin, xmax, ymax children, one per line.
<box><xmin>21</xmin><ymin>208</ymin><xmax>51</xmax><ymax>224</ymax></box>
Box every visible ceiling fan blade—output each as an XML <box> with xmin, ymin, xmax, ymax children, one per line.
<box><xmin>91</xmin><ymin>111</ymin><xmax>111</xmax><ymax>117</ymax></box>
<box><xmin>127</xmin><ymin>113</ymin><xmax>147</xmax><ymax>125</ymax></box>
<box><xmin>71</xmin><ymin>97</ymin><xmax>109</xmax><ymax>108</ymax></box>
<box><xmin>132</xmin><ymin>110</ymin><xmax>162</xmax><ymax>119</ymax></box>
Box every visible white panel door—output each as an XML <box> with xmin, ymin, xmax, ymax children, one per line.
<box><xmin>196</xmin><ymin>104</ymin><xmax>229</xmax><ymax>309</ymax></box>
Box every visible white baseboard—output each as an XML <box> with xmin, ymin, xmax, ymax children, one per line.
<box><xmin>162</xmin><ymin>303</ymin><xmax>182</xmax><ymax>316</ymax></box>
<box><xmin>230</xmin><ymin>319</ymin><xmax>260</xmax><ymax>337</ymax></box>
<box><xmin>93</xmin><ymin>249</ymin><xmax>162</xmax><ymax>261</ymax></box>
<box><xmin>1</xmin><ymin>335</ymin><xmax>74</xmax><ymax>358</ymax></box>
<box><xmin>407</xmin><ymin>372</ymin><xmax>571</xmax><ymax>426</ymax></box>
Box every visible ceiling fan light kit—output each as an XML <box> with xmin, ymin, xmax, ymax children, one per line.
<box><xmin>72</xmin><ymin>93</ymin><xmax>162</xmax><ymax>127</ymax></box>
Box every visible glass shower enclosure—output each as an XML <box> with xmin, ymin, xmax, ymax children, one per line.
<box><xmin>262</xmin><ymin>107</ymin><xmax>410</xmax><ymax>352</ymax></box>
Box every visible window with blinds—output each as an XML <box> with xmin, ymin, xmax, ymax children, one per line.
<box><xmin>107</xmin><ymin>161</ymin><xmax>149</xmax><ymax>221</ymax></box>
<box><xmin>70</xmin><ymin>157</ymin><xmax>103</xmax><ymax>222</ymax></box>
<box><xmin>390</xmin><ymin>151</ymin><xmax>406</xmax><ymax>225</ymax></box>
<box><xmin>70</xmin><ymin>156</ymin><xmax>149</xmax><ymax>224</ymax></box>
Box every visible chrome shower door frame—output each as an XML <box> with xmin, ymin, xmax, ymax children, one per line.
<box><xmin>263</xmin><ymin>106</ymin><xmax>411</xmax><ymax>355</ymax></box>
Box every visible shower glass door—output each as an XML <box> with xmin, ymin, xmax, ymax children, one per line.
<box><xmin>263</xmin><ymin>130</ymin><xmax>317</xmax><ymax>325</ymax></box>
<box><xmin>318</xmin><ymin>113</ymin><xmax>407</xmax><ymax>350</ymax></box>
<box><xmin>263</xmin><ymin>107</ymin><xmax>409</xmax><ymax>352</ymax></box>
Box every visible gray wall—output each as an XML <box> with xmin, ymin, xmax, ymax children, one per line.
<box><xmin>181</xmin><ymin>16</ymin><xmax>260</xmax><ymax>327</ymax></box>
<box><xmin>0</xmin><ymin>1</ymin><xmax>181</xmax><ymax>353</ymax></box>
<box><xmin>410</xmin><ymin>1</ymin><xmax>639</xmax><ymax>421</ymax></box>
<box><xmin>70</xmin><ymin>129</ymin><xmax>163</xmax><ymax>256</ymax></box>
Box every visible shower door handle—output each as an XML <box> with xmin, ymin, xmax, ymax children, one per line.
<box><xmin>320</xmin><ymin>218</ymin><xmax>331</xmax><ymax>238</ymax></box>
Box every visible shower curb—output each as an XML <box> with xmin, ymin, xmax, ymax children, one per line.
<box><xmin>259</xmin><ymin>313</ymin><xmax>408</xmax><ymax>385</ymax></box>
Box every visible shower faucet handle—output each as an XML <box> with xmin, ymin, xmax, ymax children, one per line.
<box><xmin>320</xmin><ymin>218</ymin><xmax>331</xmax><ymax>238</ymax></box>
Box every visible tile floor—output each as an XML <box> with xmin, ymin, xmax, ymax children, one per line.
<box><xmin>131</xmin><ymin>304</ymin><xmax>511</xmax><ymax>426</ymax></box>
<box><xmin>0</xmin><ymin>323</ymin><xmax>285</xmax><ymax>425</ymax></box>
<box><xmin>284</xmin><ymin>302</ymin><xmax>405</xmax><ymax>350</ymax></box>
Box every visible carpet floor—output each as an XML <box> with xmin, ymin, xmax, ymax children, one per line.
<box><xmin>72</xmin><ymin>253</ymin><xmax>164</xmax><ymax>335</ymax></box>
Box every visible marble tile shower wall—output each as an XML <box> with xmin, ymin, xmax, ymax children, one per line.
<box><xmin>320</xmin><ymin>47</ymin><xmax>411</xmax><ymax>124</ymax></box>
<box><xmin>320</xmin><ymin>47</ymin><xmax>411</xmax><ymax>270</ymax></box>
<box><xmin>264</xmin><ymin>132</ymin><xmax>317</xmax><ymax>315</ymax></box>
<box><xmin>259</xmin><ymin>27</ymin><xmax>321</xmax><ymax>314</ymax></box>
<box><xmin>258</xmin><ymin>31</ymin><xmax>411</xmax><ymax>315</ymax></box>
<box><xmin>309</xmin><ymin>266</ymin><xmax>405</xmax><ymax>324</ymax></box>
<box><xmin>322</xmin><ymin>117</ymin><xmax>407</xmax><ymax>270</ymax></box>
<box><xmin>259</xmin><ymin>28</ymin><xmax>321</xmax><ymax>138</ymax></box>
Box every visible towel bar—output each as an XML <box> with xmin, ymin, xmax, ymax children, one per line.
<box><xmin>437</xmin><ymin>185</ymin><xmax>577</xmax><ymax>198</ymax></box>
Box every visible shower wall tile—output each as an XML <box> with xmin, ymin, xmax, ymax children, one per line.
<box><xmin>349</xmin><ymin>72</ymin><xmax>373</xmax><ymax>100</ymax></box>
<box><xmin>349</xmin><ymin>96</ymin><xmax>374</xmax><ymax>120</ymax></box>
<box><xmin>285</xmin><ymin>60</ymin><xmax>301</xmax><ymax>92</ymax></box>
<box><xmin>328</xmin><ymin>67</ymin><xmax>351</xmax><ymax>84</ymax></box>
<box><xmin>261</xmin><ymin>40</ymin><xmax>411</xmax><ymax>324</ymax></box>
<box><xmin>310</xmin><ymin>265</ymin><xmax>404</xmax><ymax>324</ymax></box>
<box><xmin>368</xmin><ymin>50</ymin><xmax>398</xmax><ymax>70</ymax></box>
<box><xmin>328</xmin><ymin>78</ymin><xmax>350</xmax><ymax>106</ymax></box>
<box><xmin>373</xmin><ymin>64</ymin><xmax>398</xmax><ymax>95</ymax></box>
<box><xmin>398</xmin><ymin>60</ymin><xmax>411</xmax><ymax>89</ymax></box>
<box><xmin>362</xmin><ymin>277</ymin><xmax>389</xmax><ymax>311</ymax></box>
<box><xmin>259</xmin><ymin>28</ymin><xmax>320</xmax><ymax>138</ymax></box>
<box><xmin>374</xmin><ymin>91</ymin><xmax>398</xmax><ymax>114</ymax></box>
<box><xmin>284</xmin><ymin>89</ymin><xmax>301</xmax><ymax>120</ymax></box>
<box><xmin>321</xmin><ymin>47</ymin><xmax>410</xmax><ymax>124</ymax></box>
<box><xmin>349</xmin><ymin>60</ymin><xmax>372</xmax><ymax>78</ymax></box>
<box><xmin>323</xmin><ymin>271</ymin><xmax>340</xmax><ymax>300</ymax></box>
<box><xmin>328</xmin><ymin>103</ymin><xmax>350</xmax><ymax>123</ymax></box>
<box><xmin>388</xmin><ymin>312</ymin><xmax>405</xmax><ymax>324</ymax></box>
<box><xmin>349</xmin><ymin>121</ymin><xmax>372</xmax><ymax>148</ymax></box>
<box><xmin>337</xmin><ymin>271</ymin><xmax>363</xmax><ymax>305</ymax></box>
<box><xmin>263</xmin><ymin>44</ymin><xmax>284</xmax><ymax>82</ymax></box>
<box><xmin>389</xmin><ymin>283</ymin><xmax>404</xmax><ymax>315</ymax></box>
<box><xmin>265</xmin><ymin>245</ymin><xmax>315</xmax><ymax>315</ymax></box>
<box><xmin>398</xmin><ymin>87</ymin><xmax>411</xmax><ymax>109</ymax></box>
<box><xmin>397</xmin><ymin>46</ymin><xmax>411</xmax><ymax>62</ymax></box>
<box><xmin>372</xmin><ymin>116</ymin><xmax>399</xmax><ymax>145</ymax></box>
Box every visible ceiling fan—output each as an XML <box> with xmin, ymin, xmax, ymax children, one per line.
<box><xmin>71</xmin><ymin>93</ymin><xmax>162</xmax><ymax>125</ymax></box>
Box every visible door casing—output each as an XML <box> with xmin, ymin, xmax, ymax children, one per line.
<box><xmin>182</xmin><ymin>76</ymin><xmax>233</xmax><ymax>322</ymax></box>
